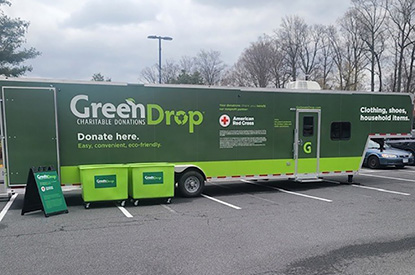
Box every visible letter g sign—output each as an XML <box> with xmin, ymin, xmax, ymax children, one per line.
<box><xmin>303</xmin><ymin>142</ymin><xmax>312</xmax><ymax>154</ymax></box>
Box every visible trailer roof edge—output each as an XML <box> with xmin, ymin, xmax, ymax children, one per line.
<box><xmin>0</xmin><ymin>78</ymin><xmax>412</xmax><ymax>97</ymax></box>
<box><xmin>0</xmin><ymin>77</ymin><xmax>131</xmax><ymax>86</ymax></box>
<box><xmin>145</xmin><ymin>83</ymin><xmax>413</xmax><ymax>96</ymax></box>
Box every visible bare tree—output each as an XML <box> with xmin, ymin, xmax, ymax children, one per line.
<box><xmin>91</xmin><ymin>72</ymin><xmax>111</xmax><ymax>82</ymax></box>
<box><xmin>179</xmin><ymin>56</ymin><xmax>196</xmax><ymax>74</ymax></box>
<box><xmin>161</xmin><ymin>59</ymin><xmax>180</xmax><ymax>84</ymax></box>
<box><xmin>386</xmin><ymin>0</ymin><xmax>415</xmax><ymax>93</ymax></box>
<box><xmin>140</xmin><ymin>60</ymin><xmax>179</xmax><ymax>84</ymax></box>
<box><xmin>239</xmin><ymin>36</ymin><xmax>274</xmax><ymax>87</ymax></box>
<box><xmin>277</xmin><ymin>15</ymin><xmax>307</xmax><ymax>81</ymax></box>
<box><xmin>269</xmin><ymin>39</ymin><xmax>289</xmax><ymax>88</ymax></box>
<box><xmin>352</xmin><ymin>0</ymin><xmax>388</xmax><ymax>91</ymax></box>
<box><xmin>330</xmin><ymin>10</ymin><xmax>368</xmax><ymax>90</ymax></box>
<box><xmin>221</xmin><ymin>62</ymin><xmax>252</xmax><ymax>87</ymax></box>
<box><xmin>140</xmin><ymin>64</ymin><xmax>158</xmax><ymax>84</ymax></box>
<box><xmin>314</xmin><ymin>26</ymin><xmax>335</xmax><ymax>89</ymax></box>
<box><xmin>195</xmin><ymin>50</ymin><xmax>226</xmax><ymax>85</ymax></box>
<box><xmin>299</xmin><ymin>24</ymin><xmax>325</xmax><ymax>81</ymax></box>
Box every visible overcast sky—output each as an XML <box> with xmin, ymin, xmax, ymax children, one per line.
<box><xmin>4</xmin><ymin>0</ymin><xmax>351</xmax><ymax>83</ymax></box>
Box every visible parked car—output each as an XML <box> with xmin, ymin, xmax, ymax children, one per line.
<box><xmin>385</xmin><ymin>138</ymin><xmax>415</xmax><ymax>155</ymax></box>
<box><xmin>363</xmin><ymin>140</ymin><xmax>414</xmax><ymax>169</ymax></box>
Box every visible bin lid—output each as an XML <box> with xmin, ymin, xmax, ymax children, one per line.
<box><xmin>127</xmin><ymin>162</ymin><xmax>174</xmax><ymax>168</ymax></box>
<box><xmin>79</xmin><ymin>164</ymin><xmax>128</xmax><ymax>170</ymax></box>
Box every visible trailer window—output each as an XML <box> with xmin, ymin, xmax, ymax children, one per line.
<box><xmin>303</xmin><ymin>116</ymin><xmax>314</xmax><ymax>137</ymax></box>
<box><xmin>331</xmin><ymin>122</ymin><xmax>351</xmax><ymax>140</ymax></box>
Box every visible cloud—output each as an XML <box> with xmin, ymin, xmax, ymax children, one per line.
<box><xmin>63</xmin><ymin>0</ymin><xmax>159</xmax><ymax>29</ymax></box>
<box><xmin>4</xmin><ymin>0</ymin><xmax>351</xmax><ymax>82</ymax></box>
<box><xmin>193</xmin><ymin>0</ymin><xmax>275</xmax><ymax>8</ymax></box>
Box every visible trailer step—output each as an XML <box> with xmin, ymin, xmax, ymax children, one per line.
<box><xmin>295</xmin><ymin>178</ymin><xmax>323</xmax><ymax>183</ymax></box>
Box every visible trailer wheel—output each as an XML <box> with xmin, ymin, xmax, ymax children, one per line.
<box><xmin>367</xmin><ymin>156</ymin><xmax>380</xmax><ymax>169</ymax></box>
<box><xmin>178</xmin><ymin>171</ymin><xmax>205</xmax><ymax>197</ymax></box>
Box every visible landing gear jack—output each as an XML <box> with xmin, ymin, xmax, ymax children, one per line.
<box><xmin>347</xmin><ymin>175</ymin><xmax>360</xmax><ymax>185</ymax></box>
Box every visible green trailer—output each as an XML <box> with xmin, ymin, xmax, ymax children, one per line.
<box><xmin>0</xmin><ymin>78</ymin><xmax>413</xmax><ymax>198</ymax></box>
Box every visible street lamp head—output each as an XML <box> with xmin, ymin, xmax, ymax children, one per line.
<box><xmin>147</xmin><ymin>34</ymin><xmax>173</xmax><ymax>84</ymax></box>
<box><xmin>147</xmin><ymin>35</ymin><xmax>173</xmax><ymax>41</ymax></box>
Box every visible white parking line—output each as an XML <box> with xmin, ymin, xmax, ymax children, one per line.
<box><xmin>214</xmin><ymin>182</ymin><xmax>277</xmax><ymax>204</ymax></box>
<box><xmin>399</xmin><ymin>169</ymin><xmax>415</xmax><ymax>173</ymax></box>
<box><xmin>352</xmin><ymin>184</ymin><xmax>410</xmax><ymax>196</ymax></box>
<box><xmin>201</xmin><ymin>194</ymin><xmax>242</xmax><ymax>210</ymax></box>
<box><xmin>360</xmin><ymin>173</ymin><xmax>415</xmax><ymax>183</ymax></box>
<box><xmin>323</xmin><ymin>177</ymin><xmax>411</xmax><ymax>196</ymax></box>
<box><xmin>160</xmin><ymin>204</ymin><xmax>177</xmax><ymax>214</ymax></box>
<box><xmin>211</xmin><ymin>182</ymin><xmax>278</xmax><ymax>204</ymax></box>
<box><xmin>242</xmin><ymin>180</ymin><xmax>333</xmax><ymax>203</ymax></box>
<box><xmin>117</xmin><ymin>205</ymin><xmax>133</xmax><ymax>218</ymax></box>
<box><xmin>0</xmin><ymin>193</ymin><xmax>18</xmax><ymax>222</ymax></box>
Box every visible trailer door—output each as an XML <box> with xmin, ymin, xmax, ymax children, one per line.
<box><xmin>2</xmin><ymin>86</ymin><xmax>59</xmax><ymax>186</ymax></box>
<box><xmin>294</xmin><ymin>109</ymin><xmax>321</xmax><ymax>178</ymax></box>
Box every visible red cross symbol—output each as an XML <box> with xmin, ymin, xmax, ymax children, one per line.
<box><xmin>219</xmin><ymin>114</ymin><xmax>231</xmax><ymax>127</ymax></box>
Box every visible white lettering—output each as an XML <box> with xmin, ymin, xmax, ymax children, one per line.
<box><xmin>70</xmin><ymin>95</ymin><xmax>146</xmax><ymax>119</ymax></box>
<box><xmin>70</xmin><ymin>95</ymin><xmax>90</xmax><ymax>118</ymax></box>
<box><xmin>117</xmin><ymin>103</ymin><xmax>131</xmax><ymax>118</ymax></box>
<box><xmin>102</xmin><ymin>103</ymin><xmax>116</xmax><ymax>118</ymax></box>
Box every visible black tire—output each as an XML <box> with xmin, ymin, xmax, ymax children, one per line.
<box><xmin>178</xmin><ymin>171</ymin><xmax>205</xmax><ymax>197</ymax></box>
<box><xmin>396</xmin><ymin>165</ymin><xmax>405</xmax><ymax>169</ymax></box>
<box><xmin>367</xmin><ymin>155</ymin><xmax>380</xmax><ymax>169</ymax></box>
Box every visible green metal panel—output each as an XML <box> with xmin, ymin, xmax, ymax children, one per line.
<box><xmin>2</xmin><ymin>87</ymin><xmax>58</xmax><ymax>185</ymax></box>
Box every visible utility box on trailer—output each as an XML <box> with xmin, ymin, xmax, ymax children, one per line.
<box><xmin>0</xmin><ymin>78</ymin><xmax>413</xmax><ymax>198</ymax></box>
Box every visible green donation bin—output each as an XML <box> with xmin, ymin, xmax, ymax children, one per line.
<box><xmin>79</xmin><ymin>164</ymin><xmax>128</xmax><ymax>209</ymax></box>
<box><xmin>128</xmin><ymin>163</ymin><xmax>175</xmax><ymax>205</ymax></box>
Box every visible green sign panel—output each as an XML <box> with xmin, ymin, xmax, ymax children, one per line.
<box><xmin>35</xmin><ymin>170</ymin><xmax>68</xmax><ymax>215</ymax></box>
<box><xmin>94</xmin><ymin>175</ymin><xmax>117</xmax><ymax>188</ymax></box>
<box><xmin>143</xmin><ymin>172</ymin><xmax>164</xmax><ymax>185</ymax></box>
<box><xmin>22</xmin><ymin>167</ymin><xmax>68</xmax><ymax>217</ymax></box>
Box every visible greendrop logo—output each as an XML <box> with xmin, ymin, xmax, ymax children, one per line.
<box><xmin>36</xmin><ymin>174</ymin><xmax>57</xmax><ymax>180</ymax></box>
<box><xmin>303</xmin><ymin>142</ymin><xmax>312</xmax><ymax>154</ymax></box>
<box><xmin>96</xmin><ymin>179</ymin><xmax>115</xmax><ymax>184</ymax></box>
<box><xmin>70</xmin><ymin>95</ymin><xmax>204</xmax><ymax>133</ymax></box>
<box><xmin>144</xmin><ymin>175</ymin><xmax>162</xmax><ymax>181</ymax></box>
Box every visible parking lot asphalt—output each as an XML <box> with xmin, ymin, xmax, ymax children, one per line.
<box><xmin>1</xmin><ymin>167</ymin><xmax>415</xmax><ymax>275</ymax></box>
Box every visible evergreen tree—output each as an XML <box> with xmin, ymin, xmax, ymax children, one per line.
<box><xmin>0</xmin><ymin>0</ymin><xmax>40</xmax><ymax>77</ymax></box>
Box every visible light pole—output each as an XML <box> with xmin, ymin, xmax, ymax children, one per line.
<box><xmin>147</xmin><ymin>35</ymin><xmax>173</xmax><ymax>84</ymax></box>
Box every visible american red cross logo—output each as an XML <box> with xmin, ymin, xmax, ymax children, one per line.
<box><xmin>219</xmin><ymin>114</ymin><xmax>231</xmax><ymax>127</ymax></box>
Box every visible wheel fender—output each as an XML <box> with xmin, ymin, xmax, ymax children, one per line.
<box><xmin>174</xmin><ymin>165</ymin><xmax>206</xmax><ymax>181</ymax></box>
